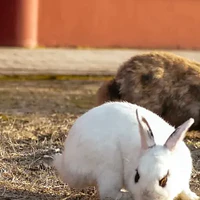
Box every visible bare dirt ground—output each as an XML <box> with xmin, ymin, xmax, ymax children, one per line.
<box><xmin>0</xmin><ymin>79</ymin><xmax>199</xmax><ymax>200</ymax></box>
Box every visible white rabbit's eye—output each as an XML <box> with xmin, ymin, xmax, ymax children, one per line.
<box><xmin>159</xmin><ymin>171</ymin><xmax>169</xmax><ymax>187</ymax></box>
<box><xmin>134</xmin><ymin>169</ymin><xmax>140</xmax><ymax>183</ymax></box>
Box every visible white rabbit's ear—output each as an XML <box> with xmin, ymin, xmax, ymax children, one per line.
<box><xmin>164</xmin><ymin>118</ymin><xmax>194</xmax><ymax>151</ymax></box>
<box><xmin>136</xmin><ymin>109</ymin><xmax>156</xmax><ymax>150</ymax></box>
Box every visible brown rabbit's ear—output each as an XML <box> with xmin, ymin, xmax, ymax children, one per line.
<box><xmin>136</xmin><ymin>109</ymin><xmax>156</xmax><ymax>150</ymax></box>
<box><xmin>164</xmin><ymin>118</ymin><xmax>194</xmax><ymax>151</ymax></box>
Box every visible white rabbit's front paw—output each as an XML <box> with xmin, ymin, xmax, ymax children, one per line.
<box><xmin>186</xmin><ymin>191</ymin><xmax>199</xmax><ymax>200</ymax></box>
<box><xmin>189</xmin><ymin>193</ymin><xmax>200</xmax><ymax>200</ymax></box>
<box><xmin>179</xmin><ymin>189</ymin><xmax>200</xmax><ymax>200</ymax></box>
<box><xmin>191</xmin><ymin>193</ymin><xmax>200</xmax><ymax>200</ymax></box>
<box><xmin>115</xmin><ymin>191</ymin><xmax>134</xmax><ymax>200</ymax></box>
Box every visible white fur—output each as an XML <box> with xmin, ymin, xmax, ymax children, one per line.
<box><xmin>53</xmin><ymin>102</ymin><xmax>199</xmax><ymax>200</ymax></box>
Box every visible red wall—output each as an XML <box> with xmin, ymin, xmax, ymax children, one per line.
<box><xmin>0</xmin><ymin>0</ymin><xmax>38</xmax><ymax>47</ymax></box>
<box><xmin>38</xmin><ymin>0</ymin><xmax>200</xmax><ymax>49</ymax></box>
<box><xmin>0</xmin><ymin>1</ymin><xmax>18</xmax><ymax>46</ymax></box>
<box><xmin>1</xmin><ymin>0</ymin><xmax>200</xmax><ymax>49</ymax></box>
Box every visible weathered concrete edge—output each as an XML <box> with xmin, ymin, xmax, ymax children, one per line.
<box><xmin>0</xmin><ymin>48</ymin><xmax>200</xmax><ymax>76</ymax></box>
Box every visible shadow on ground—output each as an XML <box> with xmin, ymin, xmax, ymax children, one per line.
<box><xmin>0</xmin><ymin>80</ymin><xmax>101</xmax><ymax>116</ymax></box>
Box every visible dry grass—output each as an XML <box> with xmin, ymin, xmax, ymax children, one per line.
<box><xmin>0</xmin><ymin>79</ymin><xmax>199</xmax><ymax>200</ymax></box>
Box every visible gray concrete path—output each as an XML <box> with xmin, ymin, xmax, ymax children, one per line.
<box><xmin>0</xmin><ymin>48</ymin><xmax>200</xmax><ymax>75</ymax></box>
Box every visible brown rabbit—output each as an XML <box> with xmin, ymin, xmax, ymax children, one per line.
<box><xmin>96</xmin><ymin>51</ymin><xmax>200</xmax><ymax>130</ymax></box>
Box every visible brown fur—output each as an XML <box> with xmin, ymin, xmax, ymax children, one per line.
<box><xmin>96</xmin><ymin>51</ymin><xmax>200</xmax><ymax>130</ymax></box>
<box><xmin>96</xmin><ymin>79</ymin><xmax>121</xmax><ymax>105</ymax></box>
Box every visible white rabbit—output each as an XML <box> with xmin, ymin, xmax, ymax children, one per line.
<box><xmin>53</xmin><ymin>102</ymin><xmax>199</xmax><ymax>200</ymax></box>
